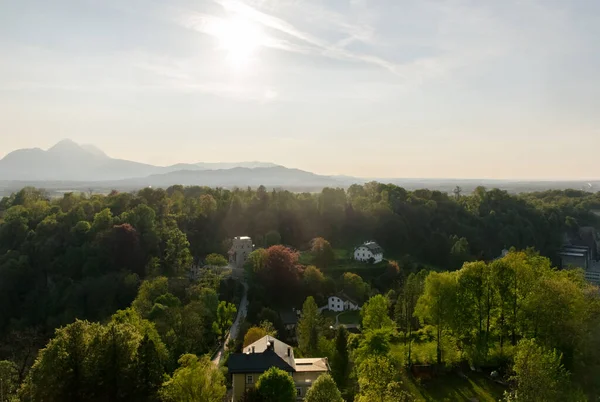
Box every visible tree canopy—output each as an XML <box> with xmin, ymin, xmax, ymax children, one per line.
<box><xmin>255</xmin><ymin>367</ymin><xmax>296</xmax><ymax>402</ymax></box>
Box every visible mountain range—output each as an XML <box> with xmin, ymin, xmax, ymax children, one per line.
<box><xmin>1</xmin><ymin>140</ymin><xmax>599</xmax><ymax>195</ymax></box>
<box><xmin>0</xmin><ymin>139</ymin><xmax>345</xmax><ymax>188</ymax></box>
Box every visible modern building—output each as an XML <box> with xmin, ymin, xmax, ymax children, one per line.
<box><xmin>559</xmin><ymin>232</ymin><xmax>600</xmax><ymax>285</ymax></box>
<box><xmin>559</xmin><ymin>245</ymin><xmax>591</xmax><ymax>270</ymax></box>
<box><xmin>584</xmin><ymin>264</ymin><xmax>600</xmax><ymax>285</ymax></box>
<box><xmin>327</xmin><ymin>292</ymin><xmax>360</xmax><ymax>312</ymax></box>
<box><xmin>353</xmin><ymin>241</ymin><xmax>384</xmax><ymax>263</ymax></box>
<box><xmin>229</xmin><ymin>236</ymin><xmax>253</xmax><ymax>269</ymax></box>
<box><xmin>227</xmin><ymin>335</ymin><xmax>330</xmax><ymax>401</ymax></box>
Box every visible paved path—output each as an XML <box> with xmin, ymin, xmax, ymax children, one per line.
<box><xmin>212</xmin><ymin>281</ymin><xmax>248</xmax><ymax>366</ymax></box>
<box><xmin>332</xmin><ymin>311</ymin><xmax>361</xmax><ymax>330</ymax></box>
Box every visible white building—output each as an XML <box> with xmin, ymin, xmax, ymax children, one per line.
<box><xmin>229</xmin><ymin>236</ymin><xmax>253</xmax><ymax>268</ymax></box>
<box><xmin>354</xmin><ymin>241</ymin><xmax>383</xmax><ymax>264</ymax></box>
<box><xmin>327</xmin><ymin>293</ymin><xmax>360</xmax><ymax>312</ymax></box>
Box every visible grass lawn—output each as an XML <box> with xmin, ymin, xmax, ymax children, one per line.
<box><xmin>322</xmin><ymin>309</ymin><xmax>338</xmax><ymax>320</ymax></box>
<box><xmin>338</xmin><ymin>310</ymin><xmax>361</xmax><ymax>325</ymax></box>
<box><xmin>399</xmin><ymin>369</ymin><xmax>507</xmax><ymax>402</ymax></box>
<box><xmin>299</xmin><ymin>248</ymin><xmax>388</xmax><ymax>279</ymax></box>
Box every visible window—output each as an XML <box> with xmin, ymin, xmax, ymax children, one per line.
<box><xmin>247</xmin><ymin>375</ymin><xmax>253</xmax><ymax>384</ymax></box>
<box><xmin>296</xmin><ymin>387</ymin><xmax>302</xmax><ymax>397</ymax></box>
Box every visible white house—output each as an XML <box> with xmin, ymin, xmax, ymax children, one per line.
<box><xmin>327</xmin><ymin>293</ymin><xmax>360</xmax><ymax>312</ymax></box>
<box><xmin>354</xmin><ymin>241</ymin><xmax>384</xmax><ymax>263</ymax></box>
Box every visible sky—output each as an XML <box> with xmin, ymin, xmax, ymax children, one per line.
<box><xmin>0</xmin><ymin>0</ymin><xmax>599</xmax><ymax>180</ymax></box>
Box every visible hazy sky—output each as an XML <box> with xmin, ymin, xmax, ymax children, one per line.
<box><xmin>1</xmin><ymin>0</ymin><xmax>599</xmax><ymax>179</ymax></box>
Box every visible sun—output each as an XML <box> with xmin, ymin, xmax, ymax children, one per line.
<box><xmin>213</xmin><ymin>16</ymin><xmax>264</xmax><ymax>70</ymax></box>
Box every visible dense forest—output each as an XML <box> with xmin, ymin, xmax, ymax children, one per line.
<box><xmin>1</xmin><ymin>184</ymin><xmax>600</xmax><ymax>401</ymax></box>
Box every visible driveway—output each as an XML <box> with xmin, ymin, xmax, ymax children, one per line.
<box><xmin>212</xmin><ymin>280</ymin><xmax>248</xmax><ymax>366</ymax></box>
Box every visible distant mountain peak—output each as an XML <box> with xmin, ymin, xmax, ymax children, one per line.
<box><xmin>48</xmin><ymin>139</ymin><xmax>80</xmax><ymax>153</ymax></box>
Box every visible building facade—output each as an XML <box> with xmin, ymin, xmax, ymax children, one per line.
<box><xmin>353</xmin><ymin>241</ymin><xmax>384</xmax><ymax>263</ymax></box>
<box><xmin>327</xmin><ymin>293</ymin><xmax>360</xmax><ymax>312</ymax></box>
<box><xmin>229</xmin><ymin>236</ymin><xmax>253</xmax><ymax>269</ymax></box>
<box><xmin>228</xmin><ymin>336</ymin><xmax>329</xmax><ymax>401</ymax></box>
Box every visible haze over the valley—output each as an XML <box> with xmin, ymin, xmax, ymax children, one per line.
<box><xmin>0</xmin><ymin>140</ymin><xmax>598</xmax><ymax>197</ymax></box>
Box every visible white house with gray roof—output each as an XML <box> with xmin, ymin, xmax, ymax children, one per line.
<box><xmin>354</xmin><ymin>241</ymin><xmax>383</xmax><ymax>263</ymax></box>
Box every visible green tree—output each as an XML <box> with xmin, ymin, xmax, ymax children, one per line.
<box><xmin>341</xmin><ymin>272</ymin><xmax>370</xmax><ymax>304</ymax></box>
<box><xmin>132</xmin><ymin>277</ymin><xmax>170</xmax><ymax>317</ymax></box>
<box><xmin>20</xmin><ymin>320</ymin><xmax>101</xmax><ymax>402</ymax></box>
<box><xmin>264</xmin><ymin>230</ymin><xmax>281</xmax><ymax>247</ymax></box>
<box><xmin>255</xmin><ymin>367</ymin><xmax>296</xmax><ymax>402</ymax></box>
<box><xmin>331</xmin><ymin>327</ymin><xmax>349</xmax><ymax>390</ymax></box>
<box><xmin>162</xmin><ymin>227</ymin><xmax>192</xmax><ymax>277</ymax></box>
<box><xmin>394</xmin><ymin>270</ymin><xmax>426</xmax><ymax>365</ymax></box>
<box><xmin>304</xmin><ymin>265</ymin><xmax>326</xmax><ymax>298</ymax></box>
<box><xmin>361</xmin><ymin>294</ymin><xmax>393</xmax><ymax>332</ymax></box>
<box><xmin>0</xmin><ymin>360</ymin><xmax>19</xmax><ymax>402</ymax></box>
<box><xmin>506</xmin><ymin>339</ymin><xmax>575</xmax><ymax>402</ymax></box>
<box><xmin>415</xmin><ymin>271</ymin><xmax>458</xmax><ymax>364</ymax></box>
<box><xmin>356</xmin><ymin>356</ymin><xmax>411</xmax><ymax>402</ymax></box>
<box><xmin>454</xmin><ymin>261</ymin><xmax>494</xmax><ymax>364</ymax></box>
<box><xmin>298</xmin><ymin>297</ymin><xmax>321</xmax><ymax>356</ymax></box>
<box><xmin>304</xmin><ymin>374</ymin><xmax>343</xmax><ymax>402</ymax></box>
<box><xmin>212</xmin><ymin>301</ymin><xmax>237</xmax><ymax>344</ymax></box>
<box><xmin>159</xmin><ymin>354</ymin><xmax>226</xmax><ymax>402</ymax></box>
<box><xmin>355</xmin><ymin>328</ymin><xmax>392</xmax><ymax>361</ymax></box>
<box><xmin>205</xmin><ymin>253</ymin><xmax>228</xmax><ymax>267</ymax></box>
<box><xmin>134</xmin><ymin>335</ymin><xmax>164</xmax><ymax>402</ymax></box>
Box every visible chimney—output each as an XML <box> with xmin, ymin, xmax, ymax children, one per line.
<box><xmin>287</xmin><ymin>347</ymin><xmax>291</xmax><ymax>357</ymax></box>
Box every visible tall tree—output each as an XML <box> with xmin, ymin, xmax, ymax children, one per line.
<box><xmin>454</xmin><ymin>261</ymin><xmax>494</xmax><ymax>364</ymax></box>
<box><xmin>298</xmin><ymin>297</ymin><xmax>321</xmax><ymax>356</ymax></box>
<box><xmin>20</xmin><ymin>320</ymin><xmax>101</xmax><ymax>402</ymax></box>
<box><xmin>331</xmin><ymin>327</ymin><xmax>349</xmax><ymax>390</ymax></box>
<box><xmin>394</xmin><ymin>270</ymin><xmax>426</xmax><ymax>365</ymax></box>
<box><xmin>212</xmin><ymin>301</ymin><xmax>237</xmax><ymax>344</ymax></box>
<box><xmin>415</xmin><ymin>271</ymin><xmax>458</xmax><ymax>364</ymax></box>
<box><xmin>134</xmin><ymin>335</ymin><xmax>164</xmax><ymax>402</ymax></box>
<box><xmin>506</xmin><ymin>339</ymin><xmax>576</xmax><ymax>402</ymax></box>
<box><xmin>361</xmin><ymin>295</ymin><xmax>393</xmax><ymax>332</ymax></box>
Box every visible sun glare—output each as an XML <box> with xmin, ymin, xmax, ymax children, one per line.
<box><xmin>213</xmin><ymin>16</ymin><xmax>264</xmax><ymax>70</ymax></box>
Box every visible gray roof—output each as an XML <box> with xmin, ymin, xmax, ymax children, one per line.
<box><xmin>280</xmin><ymin>310</ymin><xmax>298</xmax><ymax>326</ymax></box>
<box><xmin>228</xmin><ymin>336</ymin><xmax>296</xmax><ymax>374</ymax></box>
<box><xmin>336</xmin><ymin>291</ymin><xmax>359</xmax><ymax>306</ymax></box>
<box><xmin>362</xmin><ymin>241</ymin><xmax>383</xmax><ymax>254</ymax></box>
<box><xmin>227</xmin><ymin>349</ymin><xmax>295</xmax><ymax>374</ymax></box>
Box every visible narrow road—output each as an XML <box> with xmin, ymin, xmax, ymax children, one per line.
<box><xmin>212</xmin><ymin>280</ymin><xmax>248</xmax><ymax>366</ymax></box>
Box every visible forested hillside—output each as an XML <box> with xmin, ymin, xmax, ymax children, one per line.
<box><xmin>1</xmin><ymin>184</ymin><xmax>599</xmax><ymax>400</ymax></box>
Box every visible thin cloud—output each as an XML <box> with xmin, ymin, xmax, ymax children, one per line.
<box><xmin>177</xmin><ymin>0</ymin><xmax>401</xmax><ymax>74</ymax></box>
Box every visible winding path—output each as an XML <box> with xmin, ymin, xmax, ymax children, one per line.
<box><xmin>212</xmin><ymin>280</ymin><xmax>248</xmax><ymax>366</ymax></box>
